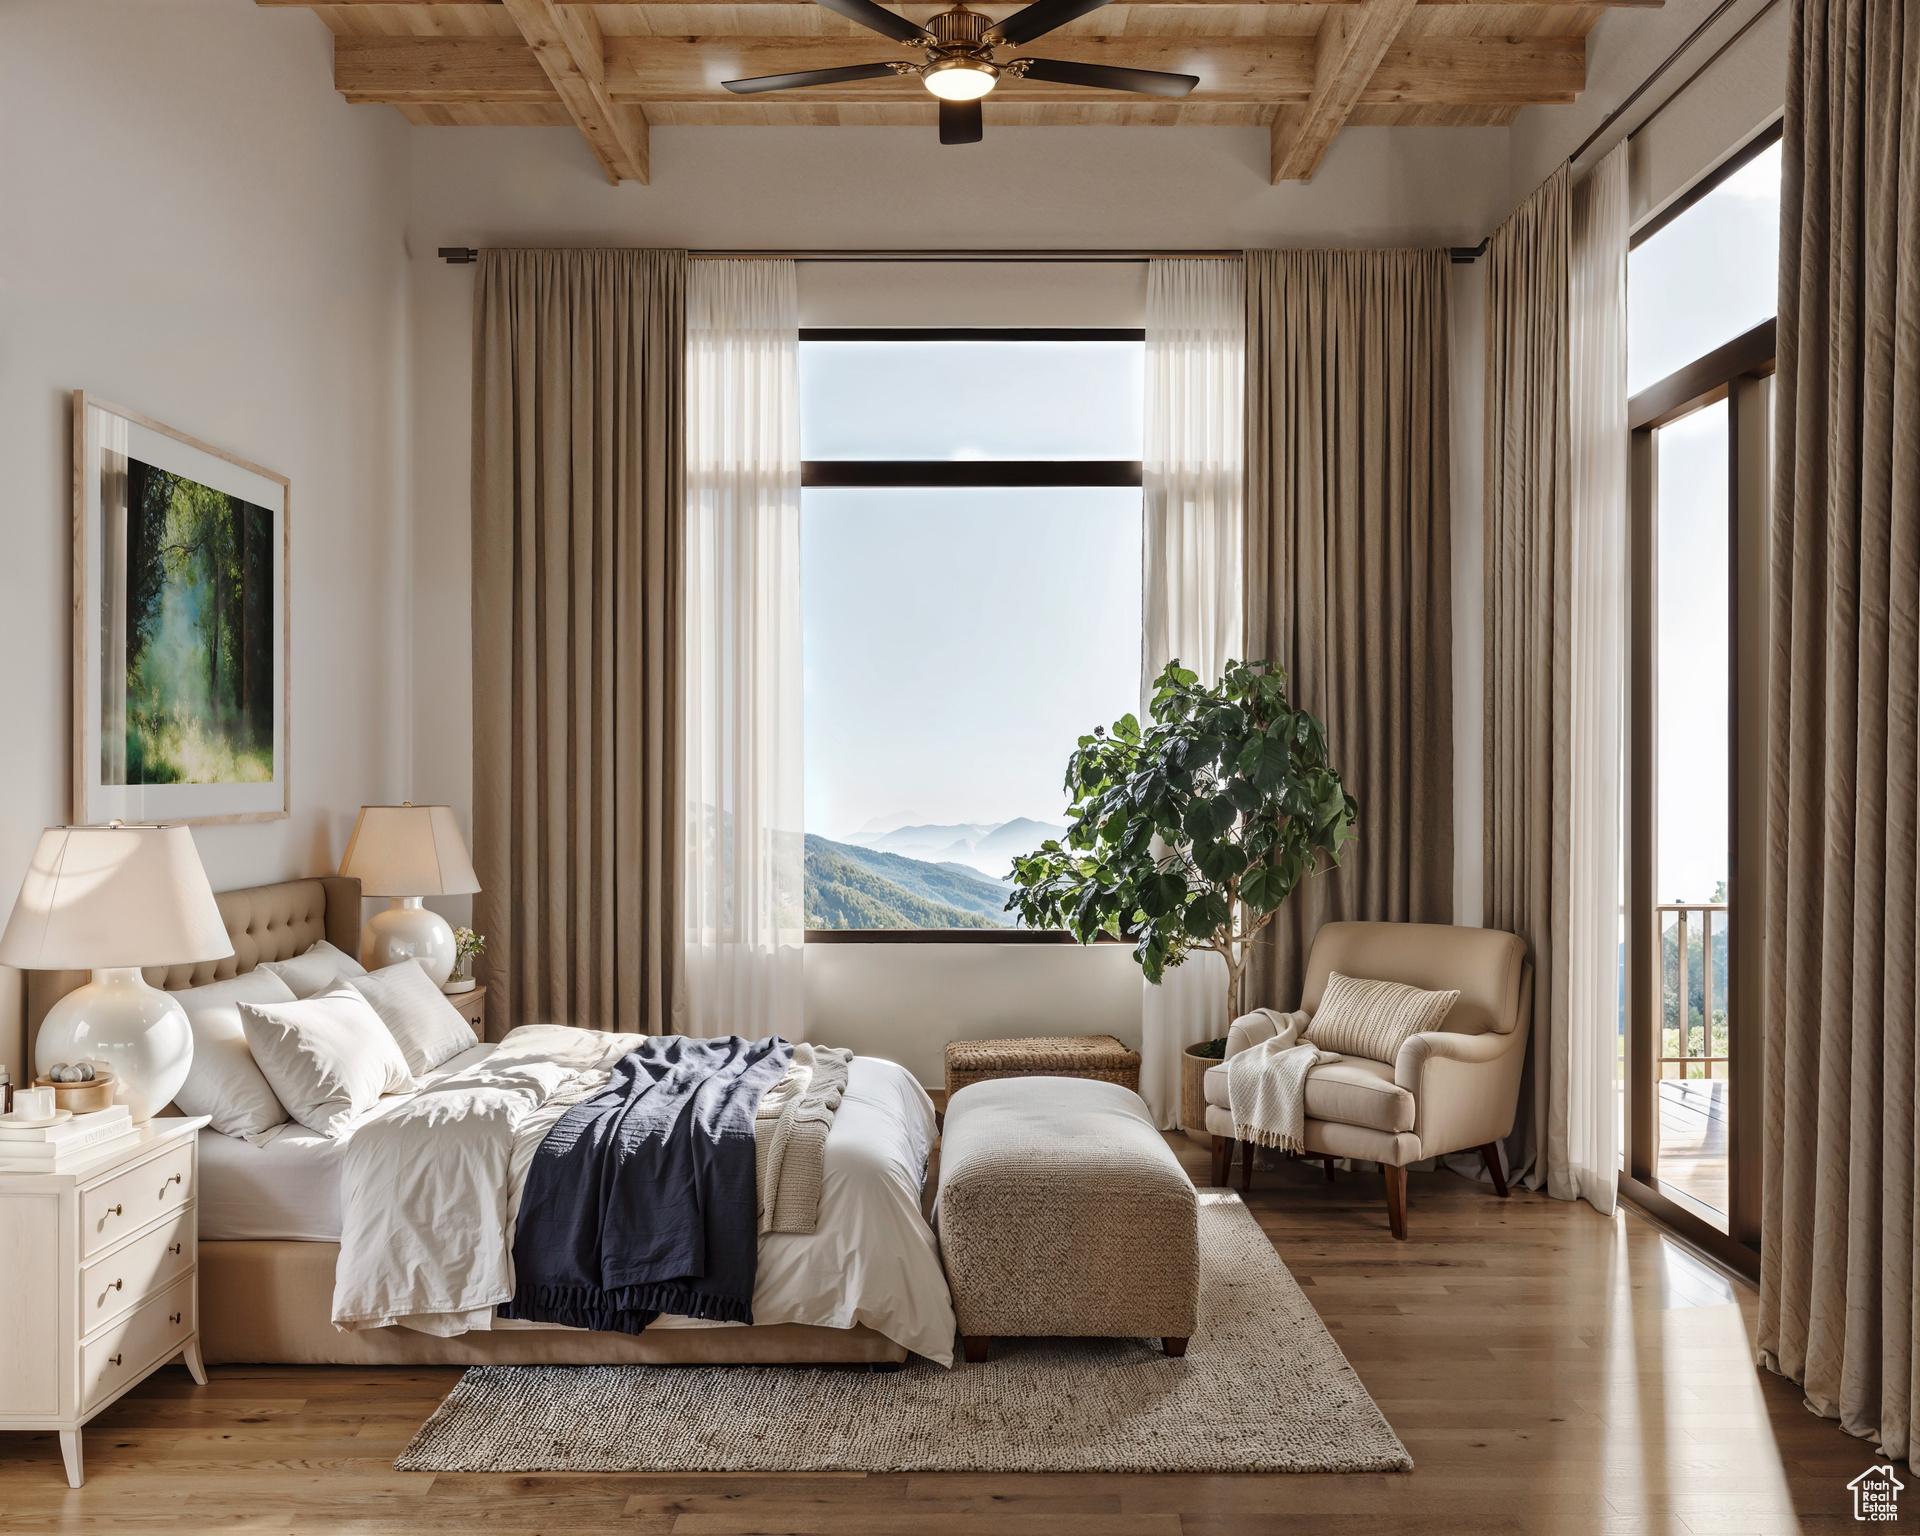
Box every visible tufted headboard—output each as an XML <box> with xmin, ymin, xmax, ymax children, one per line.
<box><xmin>24</xmin><ymin>875</ymin><xmax>362</xmax><ymax>1058</ymax></box>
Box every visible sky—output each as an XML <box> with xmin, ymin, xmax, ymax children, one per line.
<box><xmin>800</xmin><ymin>342</ymin><xmax>1144</xmax><ymax>841</ymax></box>
<box><xmin>1629</xmin><ymin>140</ymin><xmax>1781</xmax><ymax>905</ymax></box>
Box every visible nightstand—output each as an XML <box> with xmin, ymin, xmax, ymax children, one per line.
<box><xmin>448</xmin><ymin>982</ymin><xmax>486</xmax><ymax>1036</ymax></box>
<box><xmin>0</xmin><ymin>1115</ymin><xmax>210</xmax><ymax>1486</ymax></box>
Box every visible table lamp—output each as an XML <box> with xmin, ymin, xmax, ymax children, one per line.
<box><xmin>338</xmin><ymin>803</ymin><xmax>479</xmax><ymax>988</ymax></box>
<box><xmin>0</xmin><ymin>822</ymin><xmax>233</xmax><ymax>1122</ymax></box>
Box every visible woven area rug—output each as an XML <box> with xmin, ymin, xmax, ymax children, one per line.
<box><xmin>395</xmin><ymin>1192</ymin><xmax>1411</xmax><ymax>1474</ymax></box>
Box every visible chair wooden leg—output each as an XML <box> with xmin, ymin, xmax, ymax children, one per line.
<box><xmin>1238</xmin><ymin>1138</ymin><xmax>1253</xmax><ymax>1193</ymax></box>
<box><xmin>1384</xmin><ymin>1163</ymin><xmax>1408</xmax><ymax>1240</ymax></box>
<box><xmin>1479</xmin><ymin>1142</ymin><xmax>1510</xmax><ymax>1198</ymax></box>
<box><xmin>1162</xmin><ymin>1337</ymin><xmax>1189</xmax><ymax>1358</ymax></box>
<box><xmin>1322</xmin><ymin>1155</ymin><xmax>1337</xmax><ymax>1183</ymax></box>
<box><xmin>962</xmin><ymin>1335</ymin><xmax>991</xmax><ymax>1363</ymax></box>
<box><xmin>1209</xmin><ymin>1134</ymin><xmax>1227</xmax><ymax>1187</ymax></box>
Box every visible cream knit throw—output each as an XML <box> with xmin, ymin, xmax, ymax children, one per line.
<box><xmin>753</xmin><ymin>1043</ymin><xmax>853</xmax><ymax>1235</ymax></box>
<box><xmin>1226</xmin><ymin>1032</ymin><xmax>1339</xmax><ymax>1155</ymax></box>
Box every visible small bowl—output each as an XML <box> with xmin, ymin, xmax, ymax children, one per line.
<box><xmin>34</xmin><ymin>1069</ymin><xmax>116</xmax><ymax>1115</ymax></box>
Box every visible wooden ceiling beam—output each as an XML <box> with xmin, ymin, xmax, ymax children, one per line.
<box><xmin>333</xmin><ymin>31</ymin><xmax>1583</xmax><ymax>105</ymax></box>
<box><xmin>501</xmin><ymin>0</ymin><xmax>650</xmax><ymax>181</ymax></box>
<box><xmin>273</xmin><ymin>0</ymin><xmax>1658</xmax><ymax>9</ymax></box>
<box><xmin>1270</xmin><ymin>0</ymin><xmax>1416</xmax><ymax>183</ymax></box>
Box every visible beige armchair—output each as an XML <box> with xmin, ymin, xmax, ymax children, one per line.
<box><xmin>1201</xmin><ymin>920</ymin><xmax>1532</xmax><ymax>1239</ymax></box>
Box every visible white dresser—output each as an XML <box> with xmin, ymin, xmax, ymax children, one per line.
<box><xmin>0</xmin><ymin>1115</ymin><xmax>210</xmax><ymax>1486</ymax></box>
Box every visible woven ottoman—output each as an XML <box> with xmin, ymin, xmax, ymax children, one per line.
<box><xmin>935</xmin><ymin>1076</ymin><xmax>1199</xmax><ymax>1362</ymax></box>
<box><xmin>943</xmin><ymin>1034</ymin><xmax>1142</xmax><ymax>1099</ymax></box>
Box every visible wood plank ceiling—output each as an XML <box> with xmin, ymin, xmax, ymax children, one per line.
<box><xmin>262</xmin><ymin>0</ymin><xmax>1655</xmax><ymax>186</ymax></box>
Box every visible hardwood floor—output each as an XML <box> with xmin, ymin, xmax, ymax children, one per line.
<box><xmin>3</xmin><ymin>1140</ymin><xmax>1902</xmax><ymax>1534</ymax></box>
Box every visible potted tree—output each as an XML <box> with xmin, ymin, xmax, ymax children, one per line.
<box><xmin>1008</xmin><ymin>659</ymin><xmax>1356</xmax><ymax>1131</ymax></box>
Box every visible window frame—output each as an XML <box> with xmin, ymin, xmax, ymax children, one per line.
<box><xmin>799</xmin><ymin>326</ymin><xmax>1144</xmax><ymax>944</ymax></box>
<box><xmin>1623</xmin><ymin>317</ymin><xmax>1773</xmax><ymax>1278</ymax></box>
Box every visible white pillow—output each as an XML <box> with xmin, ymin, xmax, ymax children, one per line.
<box><xmin>258</xmin><ymin>939</ymin><xmax>368</xmax><ymax>999</ymax></box>
<box><xmin>350</xmin><ymin>960</ymin><xmax>478</xmax><ymax>1077</ymax></box>
<box><xmin>238</xmin><ymin>985</ymin><xmax>416</xmax><ymax>1137</ymax></box>
<box><xmin>1304</xmin><ymin>971</ymin><xmax>1462</xmax><ymax>1066</ymax></box>
<box><xmin>170</xmin><ymin>970</ymin><xmax>297</xmax><ymax>1139</ymax></box>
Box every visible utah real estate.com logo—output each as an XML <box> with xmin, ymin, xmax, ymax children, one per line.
<box><xmin>1849</xmin><ymin>1464</ymin><xmax>1904</xmax><ymax>1522</ymax></box>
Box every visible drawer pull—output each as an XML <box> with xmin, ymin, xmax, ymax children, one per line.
<box><xmin>108</xmin><ymin>1279</ymin><xmax>123</xmax><ymax>1292</ymax></box>
<box><xmin>169</xmin><ymin>1312</ymin><xmax>182</xmax><ymax>1325</ymax></box>
<box><xmin>108</xmin><ymin>1354</ymin><xmax>122</xmax><ymax>1367</ymax></box>
<box><xmin>104</xmin><ymin>1203</ymin><xmax>123</xmax><ymax>1217</ymax></box>
<box><xmin>168</xmin><ymin>1243</ymin><xmax>182</xmax><ymax>1255</ymax></box>
<box><xmin>163</xmin><ymin>1173</ymin><xmax>182</xmax><ymax>1189</ymax></box>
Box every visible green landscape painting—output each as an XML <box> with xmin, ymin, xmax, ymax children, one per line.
<box><xmin>116</xmin><ymin>456</ymin><xmax>275</xmax><ymax>785</ymax></box>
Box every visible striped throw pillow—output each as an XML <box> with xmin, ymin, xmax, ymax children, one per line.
<box><xmin>1303</xmin><ymin>971</ymin><xmax>1461</xmax><ymax>1065</ymax></box>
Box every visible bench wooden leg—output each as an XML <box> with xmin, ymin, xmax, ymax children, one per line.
<box><xmin>1162</xmin><ymin>1337</ymin><xmax>1189</xmax><ymax>1358</ymax></box>
<box><xmin>962</xmin><ymin>1335</ymin><xmax>991</xmax><ymax>1363</ymax></box>
<box><xmin>1479</xmin><ymin>1142</ymin><xmax>1510</xmax><ymax>1198</ymax></box>
<box><xmin>1384</xmin><ymin>1163</ymin><xmax>1408</xmax><ymax>1240</ymax></box>
<box><xmin>1209</xmin><ymin>1134</ymin><xmax>1228</xmax><ymax>1187</ymax></box>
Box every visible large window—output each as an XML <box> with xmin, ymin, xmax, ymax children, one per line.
<box><xmin>1625</xmin><ymin>124</ymin><xmax>1780</xmax><ymax>1266</ymax></box>
<box><xmin>800</xmin><ymin>331</ymin><xmax>1144</xmax><ymax>937</ymax></box>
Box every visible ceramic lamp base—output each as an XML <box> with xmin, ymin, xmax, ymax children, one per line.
<box><xmin>33</xmin><ymin>969</ymin><xmax>192</xmax><ymax>1124</ymax></box>
<box><xmin>361</xmin><ymin>898</ymin><xmax>455</xmax><ymax>986</ymax></box>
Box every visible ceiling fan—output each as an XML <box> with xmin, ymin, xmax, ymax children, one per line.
<box><xmin>723</xmin><ymin>0</ymin><xmax>1199</xmax><ymax>145</ymax></box>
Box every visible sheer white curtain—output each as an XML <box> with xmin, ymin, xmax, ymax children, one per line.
<box><xmin>678</xmin><ymin>260</ymin><xmax>805</xmax><ymax>1041</ymax></box>
<box><xmin>1138</xmin><ymin>258</ymin><xmax>1245</xmax><ymax>1128</ymax></box>
<box><xmin>1562</xmin><ymin>144</ymin><xmax>1628</xmax><ymax>1214</ymax></box>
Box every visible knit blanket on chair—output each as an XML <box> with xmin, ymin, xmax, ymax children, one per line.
<box><xmin>1226</xmin><ymin>1029</ymin><xmax>1339</xmax><ymax>1155</ymax></box>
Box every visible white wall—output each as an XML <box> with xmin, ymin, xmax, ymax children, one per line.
<box><xmin>403</xmin><ymin>121</ymin><xmax>1515</xmax><ymax>1080</ymax></box>
<box><xmin>0</xmin><ymin>1</ymin><xmax>414</xmax><ymax>1082</ymax></box>
<box><xmin>1503</xmin><ymin>0</ymin><xmax>1787</xmax><ymax>229</ymax></box>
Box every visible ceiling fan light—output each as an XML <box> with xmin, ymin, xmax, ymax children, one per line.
<box><xmin>923</xmin><ymin>59</ymin><xmax>998</xmax><ymax>100</ymax></box>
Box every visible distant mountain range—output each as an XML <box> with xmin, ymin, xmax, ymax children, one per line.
<box><xmin>804</xmin><ymin>834</ymin><xmax>1018</xmax><ymax>930</ymax></box>
<box><xmin>841</xmin><ymin>817</ymin><xmax>1068</xmax><ymax>879</ymax></box>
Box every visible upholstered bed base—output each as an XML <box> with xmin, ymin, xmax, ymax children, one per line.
<box><xmin>200</xmin><ymin>1240</ymin><xmax>908</xmax><ymax>1365</ymax></box>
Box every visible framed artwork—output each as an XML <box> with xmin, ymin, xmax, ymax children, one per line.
<box><xmin>72</xmin><ymin>392</ymin><xmax>289</xmax><ymax>825</ymax></box>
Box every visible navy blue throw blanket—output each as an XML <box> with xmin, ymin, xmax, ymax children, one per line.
<box><xmin>500</xmin><ymin>1034</ymin><xmax>793</xmax><ymax>1334</ymax></box>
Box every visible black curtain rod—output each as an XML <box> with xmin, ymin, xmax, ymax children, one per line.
<box><xmin>437</xmin><ymin>247</ymin><xmax>1242</xmax><ymax>265</ymax></box>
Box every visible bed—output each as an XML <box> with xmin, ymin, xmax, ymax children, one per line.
<box><xmin>27</xmin><ymin>875</ymin><xmax>951</xmax><ymax>1368</ymax></box>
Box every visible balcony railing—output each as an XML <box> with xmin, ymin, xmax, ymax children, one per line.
<box><xmin>1657</xmin><ymin>902</ymin><xmax>1728</xmax><ymax>1080</ymax></box>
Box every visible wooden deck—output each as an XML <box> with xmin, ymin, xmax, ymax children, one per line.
<box><xmin>1657</xmin><ymin>1076</ymin><xmax>1730</xmax><ymax>1226</ymax></box>
<box><xmin>0</xmin><ymin>1134</ymin><xmax>1894</xmax><ymax>1534</ymax></box>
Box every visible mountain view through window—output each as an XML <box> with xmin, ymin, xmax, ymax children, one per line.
<box><xmin>800</xmin><ymin>337</ymin><xmax>1144</xmax><ymax>930</ymax></box>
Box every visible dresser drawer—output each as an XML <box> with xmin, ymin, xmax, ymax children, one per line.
<box><xmin>81</xmin><ymin>1142</ymin><xmax>193</xmax><ymax>1259</ymax></box>
<box><xmin>79</xmin><ymin>1206</ymin><xmax>195</xmax><ymax>1337</ymax></box>
<box><xmin>80</xmin><ymin>1272</ymin><xmax>194</xmax><ymax>1414</ymax></box>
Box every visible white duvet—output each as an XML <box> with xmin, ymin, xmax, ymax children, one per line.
<box><xmin>328</xmin><ymin>1026</ymin><xmax>957</xmax><ymax>1366</ymax></box>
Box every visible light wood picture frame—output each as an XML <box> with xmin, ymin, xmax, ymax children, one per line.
<box><xmin>71</xmin><ymin>392</ymin><xmax>290</xmax><ymax>826</ymax></box>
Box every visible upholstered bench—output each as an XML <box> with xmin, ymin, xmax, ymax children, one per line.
<box><xmin>935</xmin><ymin>1076</ymin><xmax>1198</xmax><ymax>1363</ymax></box>
<box><xmin>942</xmin><ymin>1034</ymin><xmax>1142</xmax><ymax>1099</ymax></box>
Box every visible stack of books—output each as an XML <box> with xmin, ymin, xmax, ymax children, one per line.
<box><xmin>0</xmin><ymin>1104</ymin><xmax>138</xmax><ymax>1171</ymax></box>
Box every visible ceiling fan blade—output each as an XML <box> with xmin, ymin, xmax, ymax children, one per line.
<box><xmin>808</xmin><ymin>0</ymin><xmax>934</xmax><ymax>46</ymax></box>
<box><xmin>724</xmin><ymin>61</ymin><xmax>904</xmax><ymax>94</ymax></box>
<box><xmin>1013</xmin><ymin>57</ymin><xmax>1198</xmax><ymax>98</ymax></box>
<box><xmin>939</xmin><ymin>98</ymin><xmax>984</xmax><ymax>145</ymax></box>
<box><xmin>989</xmin><ymin>0</ymin><xmax>1115</xmax><ymax>48</ymax></box>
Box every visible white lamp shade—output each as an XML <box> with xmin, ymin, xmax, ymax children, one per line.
<box><xmin>0</xmin><ymin>823</ymin><xmax>233</xmax><ymax>971</ymax></box>
<box><xmin>339</xmin><ymin>804</ymin><xmax>480</xmax><ymax>898</ymax></box>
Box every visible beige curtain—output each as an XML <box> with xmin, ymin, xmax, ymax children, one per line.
<box><xmin>1243</xmin><ymin>249</ymin><xmax>1454</xmax><ymax>1015</ymax></box>
<box><xmin>1482</xmin><ymin>166</ymin><xmax>1571</xmax><ymax>1193</ymax></box>
<box><xmin>1760</xmin><ymin>0</ymin><xmax>1920</xmax><ymax>1460</ymax></box>
<box><xmin>1563</xmin><ymin>144</ymin><xmax>1629</xmax><ymax>1216</ymax></box>
<box><xmin>471</xmin><ymin>249</ymin><xmax>687</xmax><ymax>1039</ymax></box>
